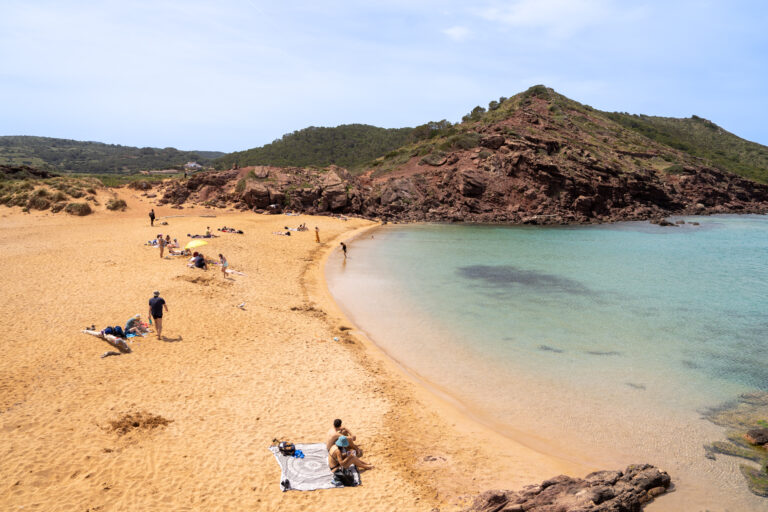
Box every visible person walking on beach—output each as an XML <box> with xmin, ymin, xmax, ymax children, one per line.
<box><xmin>315</xmin><ymin>226</ymin><xmax>320</xmax><ymax>243</ymax></box>
<box><xmin>149</xmin><ymin>209</ymin><xmax>155</xmax><ymax>227</ymax></box>
<box><xmin>219</xmin><ymin>253</ymin><xmax>228</xmax><ymax>277</ymax></box>
<box><xmin>157</xmin><ymin>234</ymin><xmax>166</xmax><ymax>258</ymax></box>
<box><xmin>340</xmin><ymin>242</ymin><xmax>347</xmax><ymax>259</ymax></box>
<box><xmin>148</xmin><ymin>290</ymin><xmax>168</xmax><ymax>339</ymax></box>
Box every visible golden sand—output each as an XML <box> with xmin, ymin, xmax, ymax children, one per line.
<box><xmin>0</xmin><ymin>190</ymin><xmax>581</xmax><ymax>511</ymax></box>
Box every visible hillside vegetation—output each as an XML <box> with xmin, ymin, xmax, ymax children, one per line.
<box><xmin>363</xmin><ymin>85</ymin><xmax>768</xmax><ymax>183</ymax></box>
<box><xmin>603</xmin><ymin>113</ymin><xmax>768</xmax><ymax>183</ymax></box>
<box><xmin>0</xmin><ymin>136</ymin><xmax>224</xmax><ymax>174</ymax></box>
<box><xmin>214</xmin><ymin>124</ymin><xmax>416</xmax><ymax>171</ymax></box>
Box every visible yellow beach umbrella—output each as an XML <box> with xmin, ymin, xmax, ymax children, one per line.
<box><xmin>185</xmin><ymin>239</ymin><xmax>208</xmax><ymax>250</ymax></box>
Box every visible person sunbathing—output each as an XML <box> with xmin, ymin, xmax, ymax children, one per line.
<box><xmin>328</xmin><ymin>436</ymin><xmax>373</xmax><ymax>473</ymax></box>
<box><xmin>326</xmin><ymin>419</ymin><xmax>362</xmax><ymax>456</ymax></box>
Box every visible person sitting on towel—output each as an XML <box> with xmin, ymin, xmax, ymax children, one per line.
<box><xmin>326</xmin><ymin>419</ymin><xmax>362</xmax><ymax>456</ymax></box>
<box><xmin>125</xmin><ymin>314</ymin><xmax>148</xmax><ymax>335</ymax></box>
<box><xmin>327</xmin><ymin>435</ymin><xmax>373</xmax><ymax>473</ymax></box>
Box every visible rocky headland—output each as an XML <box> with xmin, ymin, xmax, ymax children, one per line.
<box><xmin>151</xmin><ymin>92</ymin><xmax>768</xmax><ymax>224</ymax></box>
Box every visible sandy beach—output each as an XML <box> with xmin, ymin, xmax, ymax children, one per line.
<box><xmin>0</xmin><ymin>190</ymin><xmax>582</xmax><ymax>512</ymax></box>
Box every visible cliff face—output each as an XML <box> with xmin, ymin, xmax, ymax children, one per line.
<box><xmin>156</xmin><ymin>95</ymin><xmax>768</xmax><ymax>224</ymax></box>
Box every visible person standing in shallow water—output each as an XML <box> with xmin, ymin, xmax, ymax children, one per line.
<box><xmin>149</xmin><ymin>209</ymin><xmax>155</xmax><ymax>226</ymax></box>
<box><xmin>340</xmin><ymin>242</ymin><xmax>347</xmax><ymax>259</ymax></box>
<box><xmin>315</xmin><ymin>226</ymin><xmax>320</xmax><ymax>243</ymax></box>
<box><xmin>148</xmin><ymin>290</ymin><xmax>168</xmax><ymax>339</ymax></box>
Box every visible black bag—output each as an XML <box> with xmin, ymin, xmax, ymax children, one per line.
<box><xmin>278</xmin><ymin>441</ymin><xmax>295</xmax><ymax>456</ymax></box>
<box><xmin>332</xmin><ymin>467</ymin><xmax>358</xmax><ymax>487</ymax></box>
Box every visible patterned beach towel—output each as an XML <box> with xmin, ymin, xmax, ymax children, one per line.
<box><xmin>268</xmin><ymin>443</ymin><xmax>361</xmax><ymax>491</ymax></box>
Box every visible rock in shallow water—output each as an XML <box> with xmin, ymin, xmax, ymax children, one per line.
<box><xmin>465</xmin><ymin>464</ymin><xmax>671</xmax><ymax>512</ymax></box>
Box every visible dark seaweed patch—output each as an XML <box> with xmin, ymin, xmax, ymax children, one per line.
<box><xmin>538</xmin><ymin>344</ymin><xmax>564</xmax><ymax>353</ymax></box>
<box><xmin>457</xmin><ymin>265</ymin><xmax>592</xmax><ymax>295</ymax></box>
<box><xmin>585</xmin><ymin>350</ymin><xmax>622</xmax><ymax>356</ymax></box>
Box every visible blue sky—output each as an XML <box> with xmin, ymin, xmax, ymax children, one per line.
<box><xmin>1</xmin><ymin>0</ymin><xmax>766</xmax><ymax>152</ymax></box>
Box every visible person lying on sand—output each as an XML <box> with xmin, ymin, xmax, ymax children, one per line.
<box><xmin>188</xmin><ymin>232</ymin><xmax>219</xmax><ymax>239</ymax></box>
<box><xmin>328</xmin><ymin>436</ymin><xmax>373</xmax><ymax>472</ymax></box>
<box><xmin>272</xmin><ymin>231</ymin><xmax>291</xmax><ymax>236</ymax></box>
<box><xmin>326</xmin><ymin>419</ymin><xmax>362</xmax><ymax>456</ymax></box>
<box><xmin>169</xmin><ymin>247</ymin><xmax>189</xmax><ymax>256</ymax></box>
<box><xmin>218</xmin><ymin>226</ymin><xmax>244</xmax><ymax>234</ymax></box>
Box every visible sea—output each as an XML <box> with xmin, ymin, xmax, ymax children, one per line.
<box><xmin>326</xmin><ymin>215</ymin><xmax>768</xmax><ymax>511</ymax></box>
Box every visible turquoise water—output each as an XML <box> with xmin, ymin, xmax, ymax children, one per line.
<box><xmin>327</xmin><ymin>215</ymin><xmax>768</xmax><ymax>511</ymax></box>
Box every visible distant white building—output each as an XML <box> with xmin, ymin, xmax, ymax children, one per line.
<box><xmin>184</xmin><ymin>161</ymin><xmax>203</xmax><ymax>171</ymax></box>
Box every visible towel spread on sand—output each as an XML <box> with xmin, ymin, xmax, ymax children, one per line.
<box><xmin>268</xmin><ymin>443</ymin><xmax>361</xmax><ymax>491</ymax></box>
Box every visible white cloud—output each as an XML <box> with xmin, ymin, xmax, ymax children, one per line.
<box><xmin>442</xmin><ymin>25</ymin><xmax>471</xmax><ymax>41</ymax></box>
<box><xmin>477</xmin><ymin>0</ymin><xmax>645</xmax><ymax>39</ymax></box>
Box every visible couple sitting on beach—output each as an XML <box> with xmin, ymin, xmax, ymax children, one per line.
<box><xmin>326</xmin><ymin>419</ymin><xmax>373</xmax><ymax>473</ymax></box>
<box><xmin>188</xmin><ymin>226</ymin><xmax>219</xmax><ymax>239</ymax></box>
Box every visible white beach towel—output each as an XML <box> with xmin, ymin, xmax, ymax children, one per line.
<box><xmin>268</xmin><ymin>443</ymin><xmax>361</xmax><ymax>491</ymax></box>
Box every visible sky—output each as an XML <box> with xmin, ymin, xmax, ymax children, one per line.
<box><xmin>1</xmin><ymin>0</ymin><xmax>766</xmax><ymax>153</ymax></box>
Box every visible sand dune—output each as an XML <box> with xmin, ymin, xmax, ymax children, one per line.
<box><xmin>0</xmin><ymin>191</ymin><xmax>580</xmax><ymax>511</ymax></box>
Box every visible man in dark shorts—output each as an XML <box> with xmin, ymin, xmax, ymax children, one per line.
<box><xmin>340</xmin><ymin>242</ymin><xmax>347</xmax><ymax>259</ymax></box>
<box><xmin>148</xmin><ymin>290</ymin><xmax>168</xmax><ymax>339</ymax></box>
<box><xmin>149</xmin><ymin>209</ymin><xmax>155</xmax><ymax>226</ymax></box>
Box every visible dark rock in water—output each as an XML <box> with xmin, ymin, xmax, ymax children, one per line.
<box><xmin>586</xmin><ymin>350</ymin><xmax>622</xmax><ymax>356</ymax></box>
<box><xmin>538</xmin><ymin>345</ymin><xmax>564</xmax><ymax>353</ymax></box>
<box><xmin>675</xmin><ymin>219</ymin><xmax>685</xmax><ymax>224</ymax></box>
<box><xmin>465</xmin><ymin>464</ymin><xmax>671</xmax><ymax>512</ymax></box>
<box><xmin>745</xmin><ymin>428</ymin><xmax>768</xmax><ymax>446</ymax></box>
<box><xmin>625</xmin><ymin>382</ymin><xmax>647</xmax><ymax>390</ymax></box>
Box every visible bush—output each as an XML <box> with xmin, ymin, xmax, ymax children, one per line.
<box><xmin>66</xmin><ymin>187</ymin><xmax>85</xmax><ymax>198</ymax></box>
<box><xmin>27</xmin><ymin>196</ymin><xmax>51</xmax><ymax>210</ymax></box>
<box><xmin>51</xmin><ymin>190</ymin><xmax>67</xmax><ymax>202</ymax></box>
<box><xmin>50</xmin><ymin>203</ymin><xmax>65</xmax><ymax>213</ymax></box>
<box><xmin>420</xmin><ymin>151</ymin><xmax>448</xmax><ymax>166</ymax></box>
<box><xmin>33</xmin><ymin>187</ymin><xmax>49</xmax><ymax>197</ymax></box>
<box><xmin>451</xmin><ymin>132</ymin><xmax>482</xmax><ymax>150</ymax></box>
<box><xmin>478</xmin><ymin>150</ymin><xmax>493</xmax><ymax>159</ymax></box>
<box><xmin>106</xmin><ymin>198</ymin><xmax>127</xmax><ymax>211</ymax></box>
<box><xmin>64</xmin><ymin>202</ymin><xmax>92</xmax><ymax>216</ymax></box>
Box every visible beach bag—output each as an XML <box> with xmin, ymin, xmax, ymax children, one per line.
<box><xmin>278</xmin><ymin>442</ymin><xmax>295</xmax><ymax>456</ymax></box>
<box><xmin>103</xmin><ymin>326</ymin><xmax>114</xmax><ymax>335</ymax></box>
<box><xmin>113</xmin><ymin>326</ymin><xmax>125</xmax><ymax>337</ymax></box>
<box><xmin>332</xmin><ymin>467</ymin><xmax>358</xmax><ymax>487</ymax></box>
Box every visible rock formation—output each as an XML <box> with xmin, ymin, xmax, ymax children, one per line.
<box><xmin>464</xmin><ymin>464</ymin><xmax>671</xmax><ymax>512</ymax></box>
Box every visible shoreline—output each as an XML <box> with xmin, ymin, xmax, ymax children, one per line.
<box><xmin>309</xmin><ymin>223</ymin><xmax>589</xmax><ymax>507</ymax></box>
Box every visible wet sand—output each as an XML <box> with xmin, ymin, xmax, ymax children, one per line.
<box><xmin>0</xmin><ymin>190</ymin><xmax>580</xmax><ymax>511</ymax></box>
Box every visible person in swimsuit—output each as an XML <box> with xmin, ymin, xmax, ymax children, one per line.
<box><xmin>327</xmin><ymin>436</ymin><xmax>373</xmax><ymax>473</ymax></box>
<box><xmin>326</xmin><ymin>418</ymin><xmax>362</xmax><ymax>456</ymax></box>
<box><xmin>218</xmin><ymin>253</ymin><xmax>228</xmax><ymax>277</ymax></box>
<box><xmin>149</xmin><ymin>209</ymin><xmax>155</xmax><ymax>226</ymax></box>
<box><xmin>315</xmin><ymin>226</ymin><xmax>320</xmax><ymax>243</ymax></box>
<box><xmin>340</xmin><ymin>242</ymin><xmax>347</xmax><ymax>259</ymax></box>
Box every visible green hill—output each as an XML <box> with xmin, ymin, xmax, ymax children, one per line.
<box><xmin>364</xmin><ymin>85</ymin><xmax>768</xmax><ymax>183</ymax></box>
<box><xmin>602</xmin><ymin>113</ymin><xmax>768</xmax><ymax>183</ymax></box>
<box><xmin>214</xmin><ymin>124</ymin><xmax>416</xmax><ymax>171</ymax></box>
<box><xmin>0</xmin><ymin>136</ymin><xmax>224</xmax><ymax>174</ymax></box>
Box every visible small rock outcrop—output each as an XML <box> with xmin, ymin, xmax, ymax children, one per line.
<box><xmin>465</xmin><ymin>464</ymin><xmax>671</xmax><ymax>512</ymax></box>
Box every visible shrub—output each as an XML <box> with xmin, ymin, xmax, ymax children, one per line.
<box><xmin>67</xmin><ymin>187</ymin><xmax>85</xmax><ymax>198</ymax></box>
<box><xmin>451</xmin><ymin>132</ymin><xmax>482</xmax><ymax>150</ymax></box>
<box><xmin>86</xmin><ymin>187</ymin><xmax>97</xmax><ymax>194</ymax></box>
<box><xmin>478</xmin><ymin>150</ymin><xmax>493</xmax><ymax>159</ymax></box>
<box><xmin>50</xmin><ymin>203</ymin><xmax>65</xmax><ymax>213</ymax></box>
<box><xmin>665</xmin><ymin>164</ymin><xmax>685</xmax><ymax>174</ymax></box>
<box><xmin>235</xmin><ymin>178</ymin><xmax>247</xmax><ymax>193</ymax></box>
<box><xmin>51</xmin><ymin>190</ymin><xmax>67</xmax><ymax>202</ymax></box>
<box><xmin>106</xmin><ymin>198</ymin><xmax>127</xmax><ymax>211</ymax></box>
<box><xmin>64</xmin><ymin>202</ymin><xmax>92</xmax><ymax>216</ymax></box>
<box><xmin>27</xmin><ymin>196</ymin><xmax>51</xmax><ymax>210</ymax></box>
<box><xmin>33</xmin><ymin>187</ymin><xmax>49</xmax><ymax>197</ymax></box>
